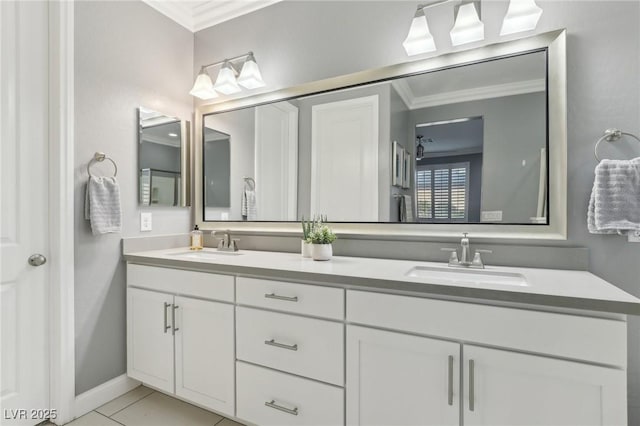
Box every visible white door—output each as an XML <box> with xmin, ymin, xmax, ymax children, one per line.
<box><xmin>346</xmin><ymin>325</ymin><xmax>459</xmax><ymax>426</ymax></box>
<box><xmin>126</xmin><ymin>288</ymin><xmax>174</xmax><ymax>393</ymax></box>
<box><xmin>463</xmin><ymin>345</ymin><xmax>627</xmax><ymax>426</ymax></box>
<box><xmin>311</xmin><ymin>95</ymin><xmax>379</xmax><ymax>221</ymax></box>
<box><xmin>1</xmin><ymin>2</ymin><xmax>50</xmax><ymax>425</ymax></box>
<box><xmin>175</xmin><ymin>296</ymin><xmax>235</xmax><ymax>416</ymax></box>
<box><xmin>255</xmin><ymin>101</ymin><xmax>298</xmax><ymax>221</ymax></box>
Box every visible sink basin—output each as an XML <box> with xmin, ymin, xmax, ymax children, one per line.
<box><xmin>405</xmin><ymin>266</ymin><xmax>527</xmax><ymax>287</ymax></box>
<box><xmin>167</xmin><ymin>249</ymin><xmax>243</xmax><ymax>260</ymax></box>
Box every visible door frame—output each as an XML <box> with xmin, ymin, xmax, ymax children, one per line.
<box><xmin>48</xmin><ymin>1</ymin><xmax>76</xmax><ymax>424</ymax></box>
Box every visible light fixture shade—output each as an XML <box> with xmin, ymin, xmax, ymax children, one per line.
<box><xmin>189</xmin><ymin>68</ymin><xmax>218</xmax><ymax>100</ymax></box>
<box><xmin>237</xmin><ymin>53</ymin><xmax>266</xmax><ymax>89</ymax></box>
<box><xmin>450</xmin><ymin>2</ymin><xmax>485</xmax><ymax>46</ymax></box>
<box><xmin>500</xmin><ymin>0</ymin><xmax>542</xmax><ymax>36</ymax></box>
<box><xmin>214</xmin><ymin>62</ymin><xmax>241</xmax><ymax>95</ymax></box>
<box><xmin>402</xmin><ymin>8</ymin><xmax>436</xmax><ymax>56</ymax></box>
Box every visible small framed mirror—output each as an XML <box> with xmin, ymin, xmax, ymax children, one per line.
<box><xmin>138</xmin><ymin>107</ymin><xmax>191</xmax><ymax>207</ymax></box>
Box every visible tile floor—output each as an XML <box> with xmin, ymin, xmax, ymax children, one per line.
<box><xmin>59</xmin><ymin>386</ymin><xmax>244</xmax><ymax>426</ymax></box>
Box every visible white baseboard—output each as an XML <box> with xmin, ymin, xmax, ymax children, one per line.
<box><xmin>74</xmin><ymin>374</ymin><xmax>141</xmax><ymax>419</ymax></box>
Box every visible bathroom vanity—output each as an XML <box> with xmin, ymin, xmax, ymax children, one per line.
<box><xmin>124</xmin><ymin>248</ymin><xmax>638</xmax><ymax>426</ymax></box>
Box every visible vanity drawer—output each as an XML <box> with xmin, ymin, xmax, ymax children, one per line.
<box><xmin>347</xmin><ymin>290</ymin><xmax>627</xmax><ymax>367</ymax></box>
<box><xmin>236</xmin><ymin>307</ymin><xmax>344</xmax><ymax>386</ymax></box>
<box><xmin>236</xmin><ymin>277</ymin><xmax>344</xmax><ymax>319</ymax></box>
<box><xmin>127</xmin><ymin>264</ymin><xmax>234</xmax><ymax>302</ymax></box>
<box><xmin>236</xmin><ymin>361</ymin><xmax>344</xmax><ymax>426</ymax></box>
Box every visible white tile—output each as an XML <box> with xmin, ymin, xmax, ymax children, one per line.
<box><xmin>112</xmin><ymin>392</ymin><xmax>223</xmax><ymax>426</ymax></box>
<box><xmin>65</xmin><ymin>411</ymin><xmax>122</xmax><ymax>426</ymax></box>
<box><xmin>96</xmin><ymin>386</ymin><xmax>155</xmax><ymax>417</ymax></box>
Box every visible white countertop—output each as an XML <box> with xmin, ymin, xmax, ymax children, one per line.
<box><xmin>124</xmin><ymin>247</ymin><xmax>640</xmax><ymax>315</ymax></box>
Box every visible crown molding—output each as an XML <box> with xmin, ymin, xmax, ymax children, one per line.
<box><xmin>142</xmin><ymin>0</ymin><xmax>282</xmax><ymax>33</ymax></box>
<box><xmin>392</xmin><ymin>78</ymin><xmax>546</xmax><ymax>110</ymax></box>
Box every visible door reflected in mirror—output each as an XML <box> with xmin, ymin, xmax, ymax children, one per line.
<box><xmin>138</xmin><ymin>107</ymin><xmax>190</xmax><ymax>207</ymax></box>
<box><xmin>202</xmin><ymin>50</ymin><xmax>547</xmax><ymax>224</ymax></box>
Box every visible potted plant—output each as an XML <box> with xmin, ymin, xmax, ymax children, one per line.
<box><xmin>300</xmin><ymin>216</ymin><xmax>313</xmax><ymax>258</ymax></box>
<box><xmin>308</xmin><ymin>224</ymin><xmax>337</xmax><ymax>261</ymax></box>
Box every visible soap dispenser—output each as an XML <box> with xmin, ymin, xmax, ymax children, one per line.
<box><xmin>190</xmin><ymin>225</ymin><xmax>203</xmax><ymax>250</ymax></box>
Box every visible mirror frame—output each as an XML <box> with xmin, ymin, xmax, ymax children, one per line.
<box><xmin>194</xmin><ymin>29</ymin><xmax>566</xmax><ymax>240</ymax></box>
<box><xmin>137</xmin><ymin>108</ymin><xmax>191</xmax><ymax>207</ymax></box>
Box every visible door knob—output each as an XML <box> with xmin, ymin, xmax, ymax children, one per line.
<box><xmin>28</xmin><ymin>254</ymin><xmax>47</xmax><ymax>267</ymax></box>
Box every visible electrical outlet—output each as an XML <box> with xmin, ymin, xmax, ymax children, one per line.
<box><xmin>628</xmin><ymin>231</ymin><xmax>640</xmax><ymax>243</ymax></box>
<box><xmin>140</xmin><ymin>212</ymin><xmax>152</xmax><ymax>232</ymax></box>
<box><xmin>481</xmin><ymin>210</ymin><xmax>503</xmax><ymax>222</ymax></box>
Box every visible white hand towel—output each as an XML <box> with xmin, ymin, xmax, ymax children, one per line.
<box><xmin>403</xmin><ymin>195</ymin><xmax>414</xmax><ymax>222</ymax></box>
<box><xmin>588</xmin><ymin>157</ymin><xmax>640</xmax><ymax>234</ymax></box>
<box><xmin>241</xmin><ymin>188</ymin><xmax>257</xmax><ymax>221</ymax></box>
<box><xmin>85</xmin><ymin>176</ymin><xmax>122</xmax><ymax>235</ymax></box>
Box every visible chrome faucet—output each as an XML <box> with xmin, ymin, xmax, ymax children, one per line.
<box><xmin>441</xmin><ymin>233</ymin><xmax>492</xmax><ymax>269</ymax></box>
<box><xmin>213</xmin><ymin>230</ymin><xmax>239</xmax><ymax>252</ymax></box>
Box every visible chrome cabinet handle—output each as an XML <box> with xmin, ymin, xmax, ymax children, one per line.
<box><xmin>163</xmin><ymin>302</ymin><xmax>171</xmax><ymax>333</ymax></box>
<box><xmin>172</xmin><ymin>305</ymin><xmax>179</xmax><ymax>335</ymax></box>
<box><xmin>265</xmin><ymin>293</ymin><xmax>298</xmax><ymax>302</ymax></box>
<box><xmin>264</xmin><ymin>339</ymin><xmax>298</xmax><ymax>351</ymax></box>
<box><xmin>265</xmin><ymin>400</ymin><xmax>298</xmax><ymax>416</ymax></box>
<box><xmin>475</xmin><ymin>249</ymin><xmax>493</xmax><ymax>254</ymax></box>
<box><xmin>448</xmin><ymin>355</ymin><xmax>454</xmax><ymax>406</ymax></box>
<box><xmin>469</xmin><ymin>359</ymin><xmax>475</xmax><ymax>412</ymax></box>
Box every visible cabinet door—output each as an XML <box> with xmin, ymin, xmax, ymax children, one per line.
<box><xmin>463</xmin><ymin>345</ymin><xmax>627</xmax><ymax>426</ymax></box>
<box><xmin>346</xmin><ymin>325</ymin><xmax>459</xmax><ymax>426</ymax></box>
<box><xmin>127</xmin><ymin>288</ymin><xmax>174</xmax><ymax>393</ymax></box>
<box><xmin>175</xmin><ymin>296</ymin><xmax>235</xmax><ymax>416</ymax></box>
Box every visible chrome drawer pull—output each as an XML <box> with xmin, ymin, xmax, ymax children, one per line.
<box><xmin>448</xmin><ymin>355</ymin><xmax>454</xmax><ymax>406</ymax></box>
<box><xmin>469</xmin><ymin>359</ymin><xmax>475</xmax><ymax>412</ymax></box>
<box><xmin>265</xmin><ymin>293</ymin><xmax>299</xmax><ymax>302</ymax></box>
<box><xmin>163</xmin><ymin>302</ymin><xmax>171</xmax><ymax>333</ymax></box>
<box><xmin>265</xmin><ymin>400</ymin><xmax>298</xmax><ymax>416</ymax></box>
<box><xmin>264</xmin><ymin>339</ymin><xmax>298</xmax><ymax>351</ymax></box>
<box><xmin>172</xmin><ymin>305</ymin><xmax>179</xmax><ymax>335</ymax></box>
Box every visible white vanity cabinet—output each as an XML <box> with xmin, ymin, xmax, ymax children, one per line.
<box><xmin>346</xmin><ymin>290</ymin><xmax>628</xmax><ymax>426</ymax></box>
<box><xmin>126</xmin><ymin>265</ymin><xmax>235</xmax><ymax>417</ymax></box>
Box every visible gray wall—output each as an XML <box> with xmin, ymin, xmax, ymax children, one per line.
<box><xmin>410</xmin><ymin>92</ymin><xmax>546</xmax><ymax>223</ymax></box>
<box><xmin>74</xmin><ymin>1</ymin><xmax>193</xmax><ymax>394</ymax></box>
<box><xmin>195</xmin><ymin>1</ymin><xmax>640</xmax><ymax>422</ymax></box>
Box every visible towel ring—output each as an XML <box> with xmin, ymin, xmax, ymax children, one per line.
<box><xmin>594</xmin><ymin>128</ymin><xmax>640</xmax><ymax>162</ymax></box>
<box><xmin>87</xmin><ymin>152</ymin><xmax>118</xmax><ymax>177</ymax></box>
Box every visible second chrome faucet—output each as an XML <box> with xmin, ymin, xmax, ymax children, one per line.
<box><xmin>441</xmin><ymin>233</ymin><xmax>492</xmax><ymax>269</ymax></box>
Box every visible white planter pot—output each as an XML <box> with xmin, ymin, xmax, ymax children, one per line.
<box><xmin>301</xmin><ymin>240</ymin><xmax>312</xmax><ymax>258</ymax></box>
<box><xmin>312</xmin><ymin>243</ymin><xmax>333</xmax><ymax>261</ymax></box>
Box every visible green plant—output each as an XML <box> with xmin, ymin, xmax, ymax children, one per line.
<box><xmin>308</xmin><ymin>224</ymin><xmax>337</xmax><ymax>245</ymax></box>
<box><xmin>301</xmin><ymin>214</ymin><xmax>328</xmax><ymax>241</ymax></box>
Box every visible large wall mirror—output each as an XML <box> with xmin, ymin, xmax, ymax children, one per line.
<box><xmin>138</xmin><ymin>107</ymin><xmax>191</xmax><ymax>207</ymax></box>
<box><xmin>195</xmin><ymin>30</ymin><xmax>566</xmax><ymax>239</ymax></box>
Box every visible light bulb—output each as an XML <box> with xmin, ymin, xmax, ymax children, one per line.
<box><xmin>213</xmin><ymin>61</ymin><xmax>241</xmax><ymax>95</ymax></box>
<box><xmin>189</xmin><ymin>68</ymin><xmax>218</xmax><ymax>100</ymax></box>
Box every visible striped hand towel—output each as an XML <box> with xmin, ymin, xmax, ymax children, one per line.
<box><xmin>85</xmin><ymin>176</ymin><xmax>122</xmax><ymax>235</ymax></box>
<box><xmin>588</xmin><ymin>157</ymin><xmax>640</xmax><ymax>235</ymax></box>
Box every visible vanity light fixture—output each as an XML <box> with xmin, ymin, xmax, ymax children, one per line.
<box><xmin>403</xmin><ymin>1</ymin><xmax>541</xmax><ymax>55</ymax></box>
<box><xmin>403</xmin><ymin>6</ymin><xmax>436</xmax><ymax>56</ymax></box>
<box><xmin>450</xmin><ymin>1</ymin><xmax>484</xmax><ymax>46</ymax></box>
<box><xmin>190</xmin><ymin>51</ymin><xmax>265</xmax><ymax>100</ymax></box>
<box><xmin>500</xmin><ymin>0</ymin><xmax>543</xmax><ymax>36</ymax></box>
